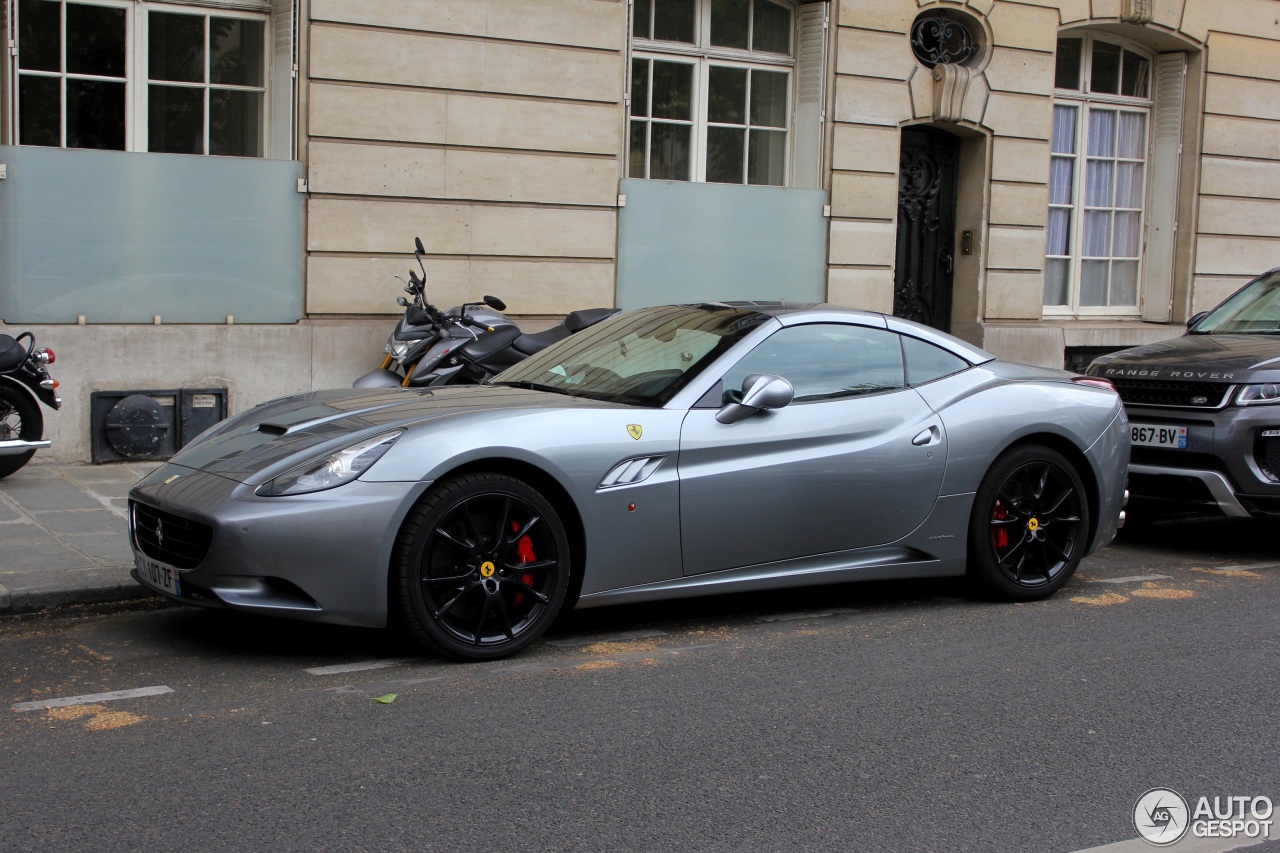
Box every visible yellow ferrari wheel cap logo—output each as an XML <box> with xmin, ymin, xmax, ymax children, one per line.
<box><xmin>627</xmin><ymin>424</ymin><xmax>643</xmax><ymax>440</ymax></box>
<box><xmin>479</xmin><ymin>561</ymin><xmax>496</xmax><ymax>578</ymax></box>
<box><xmin>1027</xmin><ymin>518</ymin><xmax>1040</xmax><ymax>532</ymax></box>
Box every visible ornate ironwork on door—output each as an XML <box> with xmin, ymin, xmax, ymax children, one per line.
<box><xmin>894</xmin><ymin>128</ymin><xmax>959</xmax><ymax>332</ymax></box>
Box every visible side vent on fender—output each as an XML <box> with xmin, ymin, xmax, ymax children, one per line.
<box><xmin>598</xmin><ymin>455</ymin><xmax>667</xmax><ymax>490</ymax></box>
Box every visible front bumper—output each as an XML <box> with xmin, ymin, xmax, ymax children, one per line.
<box><xmin>128</xmin><ymin>463</ymin><xmax>430</xmax><ymax>627</ymax></box>
<box><xmin>1124</xmin><ymin>402</ymin><xmax>1280</xmax><ymax>518</ymax></box>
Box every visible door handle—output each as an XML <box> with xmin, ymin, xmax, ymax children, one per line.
<box><xmin>912</xmin><ymin>426</ymin><xmax>941</xmax><ymax>446</ymax></box>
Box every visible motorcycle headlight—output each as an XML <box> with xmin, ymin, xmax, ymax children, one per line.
<box><xmin>257</xmin><ymin>431</ymin><xmax>403</xmax><ymax>496</ymax></box>
<box><xmin>386</xmin><ymin>335</ymin><xmax>411</xmax><ymax>363</ymax></box>
<box><xmin>1237</xmin><ymin>384</ymin><xmax>1280</xmax><ymax>406</ymax></box>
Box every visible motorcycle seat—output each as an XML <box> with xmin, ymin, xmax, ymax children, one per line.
<box><xmin>564</xmin><ymin>307</ymin><xmax>620</xmax><ymax>332</ymax></box>
<box><xmin>511</xmin><ymin>325</ymin><xmax>571</xmax><ymax>356</ymax></box>
<box><xmin>510</xmin><ymin>308</ymin><xmax>621</xmax><ymax>357</ymax></box>
<box><xmin>0</xmin><ymin>335</ymin><xmax>24</xmax><ymax>371</ymax></box>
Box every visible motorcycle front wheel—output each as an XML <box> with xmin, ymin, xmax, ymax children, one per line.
<box><xmin>0</xmin><ymin>382</ymin><xmax>43</xmax><ymax>479</ymax></box>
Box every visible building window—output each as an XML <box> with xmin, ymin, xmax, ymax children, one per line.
<box><xmin>15</xmin><ymin>0</ymin><xmax>271</xmax><ymax>157</ymax></box>
<box><xmin>629</xmin><ymin>0</ymin><xmax>796</xmax><ymax>186</ymax></box>
<box><xmin>1045</xmin><ymin>33</ymin><xmax>1153</xmax><ymax>314</ymax></box>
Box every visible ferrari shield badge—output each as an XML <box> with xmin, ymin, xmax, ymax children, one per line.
<box><xmin>627</xmin><ymin>424</ymin><xmax>643</xmax><ymax>440</ymax></box>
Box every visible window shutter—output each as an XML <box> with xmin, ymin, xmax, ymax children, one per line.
<box><xmin>791</xmin><ymin>2</ymin><xmax>828</xmax><ymax>189</ymax></box>
<box><xmin>268</xmin><ymin>0</ymin><xmax>296</xmax><ymax>160</ymax></box>
<box><xmin>1141</xmin><ymin>52</ymin><xmax>1185</xmax><ymax>323</ymax></box>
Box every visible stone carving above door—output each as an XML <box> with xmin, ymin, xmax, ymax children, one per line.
<box><xmin>931</xmin><ymin>64</ymin><xmax>973</xmax><ymax>124</ymax></box>
<box><xmin>1121</xmin><ymin>0</ymin><xmax>1153</xmax><ymax>24</ymax></box>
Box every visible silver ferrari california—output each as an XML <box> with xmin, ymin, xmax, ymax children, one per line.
<box><xmin>129</xmin><ymin>303</ymin><xmax>1130</xmax><ymax>660</ymax></box>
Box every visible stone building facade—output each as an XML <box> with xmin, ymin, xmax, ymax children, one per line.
<box><xmin>2</xmin><ymin>0</ymin><xmax>1279</xmax><ymax>461</ymax></box>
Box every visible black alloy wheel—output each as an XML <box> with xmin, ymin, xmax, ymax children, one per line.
<box><xmin>393</xmin><ymin>473</ymin><xmax>570</xmax><ymax>661</ymax></box>
<box><xmin>968</xmin><ymin>444</ymin><xmax>1090</xmax><ymax>601</ymax></box>
<box><xmin>0</xmin><ymin>383</ymin><xmax>43</xmax><ymax>479</ymax></box>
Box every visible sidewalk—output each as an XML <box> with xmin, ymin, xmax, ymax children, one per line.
<box><xmin>0</xmin><ymin>460</ymin><xmax>159</xmax><ymax>613</ymax></box>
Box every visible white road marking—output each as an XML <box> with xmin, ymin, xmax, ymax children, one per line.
<box><xmin>305</xmin><ymin>659</ymin><xmax>418</xmax><ymax>676</ymax></box>
<box><xmin>1207</xmin><ymin>562</ymin><xmax>1280</xmax><ymax>573</ymax></box>
<box><xmin>1088</xmin><ymin>574</ymin><xmax>1172</xmax><ymax>584</ymax></box>
<box><xmin>12</xmin><ymin>686</ymin><xmax>174</xmax><ymax>713</ymax></box>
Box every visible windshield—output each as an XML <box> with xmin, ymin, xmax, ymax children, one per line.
<box><xmin>493</xmin><ymin>305</ymin><xmax>771</xmax><ymax>406</ymax></box>
<box><xmin>1192</xmin><ymin>270</ymin><xmax>1280</xmax><ymax>334</ymax></box>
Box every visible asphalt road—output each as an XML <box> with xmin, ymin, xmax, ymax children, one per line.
<box><xmin>2</xmin><ymin>518</ymin><xmax>1277</xmax><ymax>853</ymax></box>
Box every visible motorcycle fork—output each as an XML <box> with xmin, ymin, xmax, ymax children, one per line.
<box><xmin>380</xmin><ymin>355</ymin><xmax>393</xmax><ymax>370</ymax></box>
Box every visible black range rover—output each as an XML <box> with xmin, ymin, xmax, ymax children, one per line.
<box><xmin>1088</xmin><ymin>267</ymin><xmax>1280</xmax><ymax>521</ymax></box>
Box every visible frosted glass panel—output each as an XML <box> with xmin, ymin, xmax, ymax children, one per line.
<box><xmin>0</xmin><ymin>145</ymin><xmax>303</xmax><ymax>323</ymax></box>
<box><xmin>616</xmin><ymin>179</ymin><xmax>826</xmax><ymax>309</ymax></box>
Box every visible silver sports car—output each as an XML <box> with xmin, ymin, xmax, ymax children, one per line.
<box><xmin>129</xmin><ymin>303</ymin><xmax>1130</xmax><ymax>660</ymax></box>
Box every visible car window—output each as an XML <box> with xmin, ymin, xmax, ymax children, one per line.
<box><xmin>495</xmin><ymin>304</ymin><xmax>770</xmax><ymax>406</ymax></box>
<box><xmin>1193</xmin><ymin>270</ymin><xmax>1280</xmax><ymax>334</ymax></box>
<box><xmin>720</xmin><ymin>323</ymin><xmax>906</xmax><ymax>403</ymax></box>
<box><xmin>903</xmin><ymin>335</ymin><xmax>970</xmax><ymax>385</ymax></box>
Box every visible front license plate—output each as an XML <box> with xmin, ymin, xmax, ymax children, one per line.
<box><xmin>1131</xmin><ymin>423</ymin><xmax>1188</xmax><ymax>449</ymax></box>
<box><xmin>136</xmin><ymin>555</ymin><xmax>181</xmax><ymax>596</ymax></box>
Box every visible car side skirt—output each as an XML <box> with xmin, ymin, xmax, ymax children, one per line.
<box><xmin>574</xmin><ymin>546</ymin><xmax>956</xmax><ymax>609</ymax></box>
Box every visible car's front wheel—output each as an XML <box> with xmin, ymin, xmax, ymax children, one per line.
<box><xmin>392</xmin><ymin>473</ymin><xmax>571</xmax><ymax>661</ymax></box>
<box><xmin>967</xmin><ymin>445</ymin><xmax>1090</xmax><ymax>601</ymax></box>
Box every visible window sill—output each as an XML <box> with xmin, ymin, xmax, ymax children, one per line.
<box><xmin>1040</xmin><ymin>317</ymin><xmax>1185</xmax><ymax>349</ymax></box>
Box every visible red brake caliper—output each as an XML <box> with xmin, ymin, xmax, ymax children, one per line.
<box><xmin>512</xmin><ymin>521</ymin><xmax>535</xmax><ymax>605</ymax></box>
<box><xmin>992</xmin><ymin>500</ymin><xmax>1009</xmax><ymax>551</ymax></box>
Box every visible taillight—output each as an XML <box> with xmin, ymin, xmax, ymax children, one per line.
<box><xmin>1072</xmin><ymin>375</ymin><xmax>1116</xmax><ymax>391</ymax></box>
<box><xmin>37</xmin><ymin>347</ymin><xmax>55</xmax><ymax>364</ymax></box>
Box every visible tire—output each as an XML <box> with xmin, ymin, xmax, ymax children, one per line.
<box><xmin>967</xmin><ymin>444</ymin><xmax>1090</xmax><ymax>601</ymax></box>
<box><xmin>0</xmin><ymin>383</ymin><xmax>43</xmax><ymax>480</ymax></box>
<box><xmin>392</xmin><ymin>473</ymin><xmax>571</xmax><ymax>661</ymax></box>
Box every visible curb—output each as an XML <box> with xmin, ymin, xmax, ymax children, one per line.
<box><xmin>0</xmin><ymin>578</ymin><xmax>157</xmax><ymax>615</ymax></box>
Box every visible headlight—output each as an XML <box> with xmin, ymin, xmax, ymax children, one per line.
<box><xmin>386</xmin><ymin>336</ymin><xmax>412</xmax><ymax>363</ymax></box>
<box><xmin>257</xmin><ymin>430</ymin><xmax>403</xmax><ymax>496</ymax></box>
<box><xmin>1237</xmin><ymin>384</ymin><xmax>1280</xmax><ymax>406</ymax></box>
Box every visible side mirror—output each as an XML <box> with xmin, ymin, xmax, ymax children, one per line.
<box><xmin>1187</xmin><ymin>310</ymin><xmax>1209</xmax><ymax>330</ymax></box>
<box><xmin>483</xmin><ymin>295</ymin><xmax>507</xmax><ymax>312</ymax></box>
<box><xmin>715</xmin><ymin>373</ymin><xmax>794</xmax><ymax>424</ymax></box>
<box><xmin>414</xmin><ymin>237</ymin><xmax>426</xmax><ymax>255</ymax></box>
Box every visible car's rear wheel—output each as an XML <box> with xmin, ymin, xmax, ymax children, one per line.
<box><xmin>968</xmin><ymin>445</ymin><xmax>1090</xmax><ymax>601</ymax></box>
<box><xmin>392</xmin><ymin>473</ymin><xmax>570</xmax><ymax>661</ymax></box>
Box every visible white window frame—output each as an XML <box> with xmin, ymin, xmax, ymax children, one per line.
<box><xmin>10</xmin><ymin>0</ymin><xmax>275</xmax><ymax>157</ymax></box>
<box><xmin>628</xmin><ymin>0</ymin><xmax>799</xmax><ymax>186</ymax></box>
<box><xmin>139</xmin><ymin>2</ymin><xmax>270</xmax><ymax>156</ymax></box>
<box><xmin>1045</xmin><ymin>32</ymin><xmax>1155</xmax><ymax>318</ymax></box>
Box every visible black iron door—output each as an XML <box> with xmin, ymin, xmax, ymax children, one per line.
<box><xmin>894</xmin><ymin>127</ymin><xmax>958</xmax><ymax>333</ymax></box>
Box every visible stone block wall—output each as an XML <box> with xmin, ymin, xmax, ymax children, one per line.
<box><xmin>303</xmin><ymin>0</ymin><xmax>626</xmax><ymax>317</ymax></box>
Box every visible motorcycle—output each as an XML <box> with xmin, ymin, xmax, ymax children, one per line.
<box><xmin>354</xmin><ymin>237</ymin><xmax>618</xmax><ymax>389</ymax></box>
<box><xmin>0</xmin><ymin>332</ymin><xmax>61</xmax><ymax>478</ymax></box>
